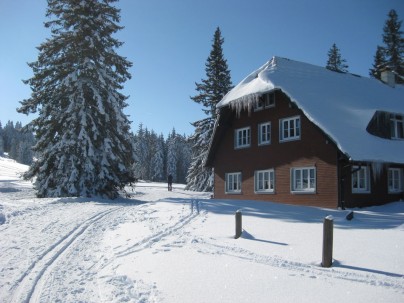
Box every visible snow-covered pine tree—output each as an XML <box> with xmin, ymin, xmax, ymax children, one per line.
<box><xmin>150</xmin><ymin>133</ymin><xmax>165</xmax><ymax>181</ymax></box>
<box><xmin>2</xmin><ymin>121</ymin><xmax>15</xmax><ymax>153</ymax></box>
<box><xmin>382</xmin><ymin>9</ymin><xmax>403</xmax><ymax>83</ymax></box>
<box><xmin>185</xmin><ymin>27</ymin><xmax>232</xmax><ymax>192</ymax></box>
<box><xmin>145</xmin><ymin>129</ymin><xmax>158</xmax><ymax>180</ymax></box>
<box><xmin>0</xmin><ymin>136</ymin><xmax>3</xmax><ymax>155</ymax></box>
<box><xmin>370</xmin><ymin>10</ymin><xmax>404</xmax><ymax>83</ymax></box>
<box><xmin>369</xmin><ymin>45</ymin><xmax>387</xmax><ymax>80</ymax></box>
<box><xmin>186</xmin><ymin>117</ymin><xmax>214</xmax><ymax>191</ymax></box>
<box><xmin>176</xmin><ymin>134</ymin><xmax>191</xmax><ymax>184</ymax></box>
<box><xmin>326</xmin><ymin>43</ymin><xmax>349</xmax><ymax>73</ymax></box>
<box><xmin>166</xmin><ymin>129</ymin><xmax>178</xmax><ymax>182</ymax></box>
<box><xmin>133</xmin><ymin>124</ymin><xmax>149</xmax><ymax>180</ymax></box>
<box><xmin>17</xmin><ymin>0</ymin><xmax>135</xmax><ymax>198</ymax></box>
<box><xmin>0</xmin><ymin>122</ymin><xmax>4</xmax><ymax>155</ymax></box>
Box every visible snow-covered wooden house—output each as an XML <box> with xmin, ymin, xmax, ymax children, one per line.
<box><xmin>206</xmin><ymin>57</ymin><xmax>404</xmax><ymax>208</ymax></box>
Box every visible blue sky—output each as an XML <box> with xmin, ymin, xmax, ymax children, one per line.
<box><xmin>1</xmin><ymin>0</ymin><xmax>403</xmax><ymax>137</ymax></box>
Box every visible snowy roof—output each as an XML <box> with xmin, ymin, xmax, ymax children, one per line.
<box><xmin>217</xmin><ymin>56</ymin><xmax>404</xmax><ymax>164</ymax></box>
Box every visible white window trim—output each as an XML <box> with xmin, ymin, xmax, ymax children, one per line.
<box><xmin>258</xmin><ymin>122</ymin><xmax>271</xmax><ymax>146</ymax></box>
<box><xmin>254</xmin><ymin>169</ymin><xmax>275</xmax><ymax>194</ymax></box>
<box><xmin>388</xmin><ymin>168</ymin><xmax>403</xmax><ymax>193</ymax></box>
<box><xmin>352</xmin><ymin>166</ymin><xmax>371</xmax><ymax>194</ymax></box>
<box><xmin>234</xmin><ymin>127</ymin><xmax>251</xmax><ymax>149</ymax></box>
<box><xmin>390</xmin><ymin>115</ymin><xmax>404</xmax><ymax>140</ymax></box>
<box><xmin>280</xmin><ymin>116</ymin><xmax>301</xmax><ymax>142</ymax></box>
<box><xmin>291</xmin><ymin>167</ymin><xmax>316</xmax><ymax>194</ymax></box>
<box><xmin>225</xmin><ymin>172</ymin><xmax>242</xmax><ymax>194</ymax></box>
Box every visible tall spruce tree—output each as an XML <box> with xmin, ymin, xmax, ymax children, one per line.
<box><xmin>371</xmin><ymin>9</ymin><xmax>404</xmax><ymax>83</ymax></box>
<box><xmin>17</xmin><ymin>0</ymin><xmax>135</xmax><ymax>198</ymax></box>
<box><xmin>369</xmin><ymin>45</ymin><xmax>387</xmax><ymax>80</ymax></box>
<box><xmin>185</xmin><ymin>27</ymin><xmax>232</xmax><ymax>192</ymax></box>
<box><xmin>326</xmin><ymin>43</ymin><xmax>349</xmax><ymax>72</ymax></box>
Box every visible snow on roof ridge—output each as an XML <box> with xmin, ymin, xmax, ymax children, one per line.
<box><xmin>217</xmin><ymin>56</ymin><xmax>278</xmax><ymax>110</ymax></box>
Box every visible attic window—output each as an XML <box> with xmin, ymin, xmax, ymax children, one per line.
<box><xmin>254</xmin><ymin>93</ymin><xmax>275</xmax><ymax>111</ymax></box>
<box><xmin>366</xmin><ymin>111</ymin><xmax>404</xmax><ymax>140</ymax></box>
<box><xmin>390</xmin><ymin>114</ymin><xmax>404</xmax><ymax>139</ymax></box>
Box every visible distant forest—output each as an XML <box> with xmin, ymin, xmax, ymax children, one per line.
<box><xmin>0</xmin><ymin>121</ymin><xmax>192</xmax><ymax>184</ymax></box>
<box><xmin>132</xmin><ymin>124</ymin><xmax>192</xmax><ymax>184</ymax></box>
<box><xmin>0</xmin><ymin>121</ymin><xmax>35</xmax><ymax>165</ymax></box>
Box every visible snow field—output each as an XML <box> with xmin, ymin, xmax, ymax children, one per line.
<box><xmin>0</xmin><ymin>157</ymin><xmax>403</xmax><ymax>302</ymax></box>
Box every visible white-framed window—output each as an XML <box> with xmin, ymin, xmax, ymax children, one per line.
<box><xmin>258</xmin><ymin>122</ymin><xmax>271</xmax><ymax>145</ymax></box>
<box><xmin>254</xmin><ymin>93</ymin><xmax>275</xmax><ymax>111</ymax></box>
<box><xmin>255</xmin><ymin>169</ymin><xmax>275</xmax><ymax>193</ymax></box>
<box><xmin>388</xmin><ymin>168</ymin><xmax>403</xmax><ymax>193</ymax></box>
<box><xmin>280</xmin><ymin>116</ymin><xmax>301</xmax><ymax>142</ymax></box>
<box><xmin>235</xmin><ymin>127</ymin><xmax>251</xmax><ymax>149</ymax></box>
<box><xmin>390</xmin><ymin>114</ymin><xmax>404</xmax><ymax>139</ymax></box>
<box><xmin>352</xmin><ymin>166</ymin><xmax>370</xmax><ymax>193</ymax></box>
<box><xmin>225</xmin><ymin>172</ymin><xmax>242</xmax><ymax>194</ymax></box>
<box><xmin>291</xmin><ymin>167</ymin><xmax>316</xmax><ymax>193</ymax></box>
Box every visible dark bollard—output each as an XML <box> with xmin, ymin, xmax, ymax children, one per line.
<box><xmin>346</xmin><ymin>211</ymin><xmax>354</xmax><ymax>221</ymax></box>
<box><xmin>322</xmin><ymin>215</ymin><xmax>334</xmax><ymax>267</ymax></box>
<box><xmin>235</xmin><ymin>210</ymin><xmax>242</xmax><ymax>239</ymax></box>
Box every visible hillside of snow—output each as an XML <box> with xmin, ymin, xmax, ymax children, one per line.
<box><xmin>0</xmin><ymin>156</ymin><xmax>403</xmax><ymax>302</ymax></box>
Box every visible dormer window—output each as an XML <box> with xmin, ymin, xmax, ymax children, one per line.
<box><xmin>367</xmin><ymin>111</ymin><xmax>404</xmax><ymax>140</ymax></box>
<box><xmin>254</xmin><ymin>93</ymin><xmax>275</xmax><ymax>111</ymax></box>
<box><xmin>390</xmin><ymin>114</ymin><xmax>404</xmax><ymax>139</ymax></box>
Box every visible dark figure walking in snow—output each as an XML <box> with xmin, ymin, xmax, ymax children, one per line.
<box><xmin>168</xmin><ymin>174</ymin><xmax>173</xmax><ymax>191</ymax></box>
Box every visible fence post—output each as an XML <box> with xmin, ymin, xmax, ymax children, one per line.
<box><xmin>322</xmin><ymin>215</ymin><xmax>334</xmax><ymax>267</ymax></box>
<box><xmin>235</xmin><ymin>210</ymin><xmax>242</xmax><ymax>239</ymax></box>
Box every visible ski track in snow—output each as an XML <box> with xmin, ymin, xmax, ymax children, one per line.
<box><xmin>6</xmin><ymin>204</ymin><xmax>122</xmax><ymax>302</ymax></box>
<box><xmin>113</xmin><ymin>199</ymin><xmax>201</xmax><ymax>258</ymax></box>
<box><xmin>1</xmin><ymin>171</ymin><xmax>403</xmax><ymax>302</ymax></box>
<box><xmin>1</xmin><ymin>182</ymin><xmax>206</xmax><ymax>303</ymax></box>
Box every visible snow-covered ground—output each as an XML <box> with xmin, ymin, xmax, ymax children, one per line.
<box><xmin>0</xmin><ymin>156</ymin><xmax>403</xmax><ymax>303</ymax></box>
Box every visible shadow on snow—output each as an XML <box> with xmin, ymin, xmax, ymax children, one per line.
<box><xmin>153</xmin><ymin>194</ymin><xmax>404</xmax><ymax>230</ymax></box>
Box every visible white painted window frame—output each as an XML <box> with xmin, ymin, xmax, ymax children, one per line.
<box><xmin>352</xmin><ymin>166</ymin><xmax>371</xmax><ymax>194</ymax></box>
<box><xmin>258</xmin><ymin>122</ymin><xmax>271</xmax><ymax>146</ymax></box>
<box><xmin>255</xmin><ymin>169</ymin><xmax>275</xmax><ymax>193</ymax></box>
<box><xmin>390</xmin><ymin>114</ymin><xmax>404</xmax><ymax>139</ymax></box>
<box><xmin>291</xmin><ymin>167</ymin><xmax>316</xmax><ymax>193</ymax></box>
<box><xmin>234</xmin><ymin>127</ymin><xmax>251</xmax><ymax>149</ymax></box>
<box><xmin>225</xmin><ymin>172</ymin><xmax>242</xmax><ymax>194</ymax></box>
<box><xmin>388</xmin><ymin>168</ymin><xmax>403</xmax><ymax>193</ymax></box>
<box><xmin>280</xmin><ymin>115</ymin><xmax>301</xmax><ymax>142</ymax></box>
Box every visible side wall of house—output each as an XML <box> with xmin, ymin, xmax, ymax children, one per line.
<box><xmin>212</xmin><ymin>91</ymin><xmax>339</xmax><ymax>209</ymax></box>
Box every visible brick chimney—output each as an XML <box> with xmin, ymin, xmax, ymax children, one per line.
<box><xmin>381</xmin><ymin>69</ymin><xmax>395</xmax><ymax>88</ymax></box>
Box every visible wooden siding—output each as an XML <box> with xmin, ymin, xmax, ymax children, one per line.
<box><xmin>212</xmin><ymin>91</ymin><xmax>340</xmax><ymax>209</ymax></box>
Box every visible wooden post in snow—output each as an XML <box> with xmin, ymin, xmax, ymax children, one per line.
<box><xmin>235</xmin><ymin>210</ymin><xmax>242</xmax><ymax>239</ymax></box>
<box><xmin>322</xmin><ymin>215</ymin><xmax>334</xmax><ymax>267</ymax></box>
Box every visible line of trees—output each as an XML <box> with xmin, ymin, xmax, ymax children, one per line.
<box><xmin>0</xmin><ymin>118</ymin><xmax>191</xmax><ymax>185</ymax></box>
<box><xmin>133</xmin><ymin>125</ymin><xmax>191</xmax><ymax>184</ymax></box>
<box><xmin>0</xmin><ymin>121</ymin><xmax>35</xmax><ymax>165</ymax></box>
